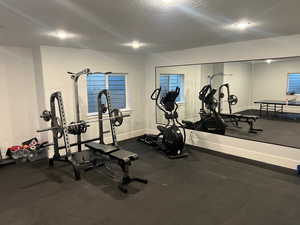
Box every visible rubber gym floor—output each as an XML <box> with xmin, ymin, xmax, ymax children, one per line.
<box><xmin>226</xmin><ymin>109</ymin><xmax>300</xmax><ymax>149</ymax></box>
<box><xmin>1</xmin><ymin>138</ymin><xmax>299</xmax><ymax>225</ymax></box>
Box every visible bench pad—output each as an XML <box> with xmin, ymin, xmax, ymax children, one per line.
<box><xmin>85</xmin><ymin>142</ymin><xmax>119</xmax><ymax>154</ymax></box>
<box><xmin>234</xmin><ymin>114</ymin><xmax>259</xmax><ymax>120</ymax></box>
<box><xmin>110</xmin><ymin>149</ymin><xmax>139</xmax><ymax>163</ymax></box>
<box><xmin>221</xmin><ymin>113</ymin><xmax>258</xmax><ymax>120</ymax></box>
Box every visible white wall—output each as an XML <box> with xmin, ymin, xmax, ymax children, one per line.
<box><xmin>39</xmin><ymin>46</ymin><xmax>147</xmax><ymax>155</ymax></box>
<box><xmin>211</xmin><ymin>63</ymin><xmax>224</xmax><ymax>94</ymax></box>
<box><xmin>200</xmin><ymin>63</ymin><xmax>213</xmax><ymax>88</ymax></box>
<box><xmin>145</xmin><ymin>34</ymin><xmax>300</xmax><ymax>170</ymax></box>
<box><xmin>223</xmin><ymin>62</ymin><xmax>252</xmax><ymax>113</ymax></box>
<box><xmin>252</xmin><ymin>59</ymin><xmax>300</xmax><ymax>113</ymax></box>
<box><xmin>0</xmin><ymin>47</ymin><xmax>40</xmax><ymax>157</ymax></box>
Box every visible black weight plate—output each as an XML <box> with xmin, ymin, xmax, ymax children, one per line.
<box><xmin>111</xmin><ymin>109</ymin><xmax>123</xmax><ymax>126</ymax></box>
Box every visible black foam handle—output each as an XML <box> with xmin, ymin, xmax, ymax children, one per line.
<box><xmin>151</xmin><ymin>88</ymin><xmax>161</xmax><ymax>100</ymax></box>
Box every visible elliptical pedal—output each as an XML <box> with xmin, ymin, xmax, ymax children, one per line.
<box><xmin>167</xmin><ymin>153</ymin><xmax>188</xmax><ymax>159</ymax></box>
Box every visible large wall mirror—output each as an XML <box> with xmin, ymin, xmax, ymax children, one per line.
<box><xmin>155</xmin><ymin>56</ymin><xmax>300</xmax><ymax>149</ymax></box>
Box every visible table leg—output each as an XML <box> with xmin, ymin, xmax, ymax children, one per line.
<box><xmin>260</xmin><ymin>104</ymin><xmax>262</xmax><ymax>117</ymax></box>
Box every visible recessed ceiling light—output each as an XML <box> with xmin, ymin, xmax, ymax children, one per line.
<box><xmin>229</xmin><ymin>21</ymin><xmax>254</xmax><ymax>31</ymax></box>
<box><xmin>162</xmin><ymin>0</ymin><xmax>173</xmax><ymax>4</ymax></box>
<box><xmin>47</xmin><ymin>30</ymin><xmax>77</xmax><ymax>40</ymax></box>
<box><xmin>155</xmin><ymin>0</ymin><xmax>185</xmax><ymax>7</ymax></box>
<box><xmin>266</xmin><ymin>59</ymin><xmax>273</xmax><ymax>64</ymax></box>
<box><xmin>123</xmin><ymin>41</ymin><xmax>146</xmax><ymax>49</ymax></box>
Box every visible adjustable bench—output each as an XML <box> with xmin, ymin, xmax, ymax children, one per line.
<box><xmin>221</xmin><ymin>113</ymin><xmax>263</xmax><ymax>134</ymax></box>
<box><xmin>85</xmin><ymin>142</ymin><xmax>148</xmax><ymax>193</ymax></box>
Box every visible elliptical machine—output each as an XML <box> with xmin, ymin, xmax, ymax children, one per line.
<box><xmin>138</xmin><ymin>87</ymin><xmax>187</xmax><ymax>159</ymax></box>
<box><xmin>182</xmin><ymin>84</ymin><xmax>227</xmax><ymax>135</ymax></box>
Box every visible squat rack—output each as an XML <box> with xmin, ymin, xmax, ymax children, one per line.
<box><xmin>68</xmin><ymin>68</ymin><xmax>111</xmax><ymax>151</ymax></box>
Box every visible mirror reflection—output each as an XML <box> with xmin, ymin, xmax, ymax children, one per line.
<box><xmin>156</xmin><ymin>57</ymin><xmax>300</xmax><ymax>149</ymax></box>
<box><xmin>155</xmin><ymin>65</ymin><xmax>202</xmax><ymax>124</ymax></box>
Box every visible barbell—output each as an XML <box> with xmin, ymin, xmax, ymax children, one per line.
<box><xmin>37</xmin><ymin>109</ymin><xmax>129</xmax><ymax>134</ymax></box>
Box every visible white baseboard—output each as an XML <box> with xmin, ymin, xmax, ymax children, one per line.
<box><xmin>144</xmin><ymin>127</ymin><xmax>300</xmax><ymax>170</ymax></box>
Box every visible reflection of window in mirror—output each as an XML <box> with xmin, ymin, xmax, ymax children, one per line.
<box><xmin>287</xmin><ymin>73</ymin><xmax>300</xmax><ymax>95</ymax></box>
<box><xmin>160</xmin><ymin>74</ymin><xmax>184</xmax><ymax>103</ymax></box>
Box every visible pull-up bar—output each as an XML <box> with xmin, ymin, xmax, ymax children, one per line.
<box><xmin>208</xmin><ymin>73</ymin><xmax>233</xmax><ymax>86</ymax></box>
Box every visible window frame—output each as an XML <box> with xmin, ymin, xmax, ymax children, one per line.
<box><xmin>87</xmin><ymin>73</ymin><xmax>130</xmax><ymax>117</ymax></box>
<box><xmin>159</xmin><ymin>73</ymin><xmax>185</xmax><ymax>104</ymax></box>
<box><xmin>287</xmin><ymin>72</ymin><xmax>300</xmax><ymax>96</ymax></box>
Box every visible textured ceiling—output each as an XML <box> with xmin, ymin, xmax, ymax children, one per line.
<box><xmin>0</xmin><ymin>0</ymin><xmax>299</xmax><ymax>53</ymax></box>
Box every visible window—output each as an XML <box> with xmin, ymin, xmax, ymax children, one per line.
<box><xmin>287</xmin><ymin>73</ymin><xmax>300</xmax><ymax>95</ymax></box>
<box><xmin>160</xmin><ymin>74</ymin><xmax>184</xmax><ymax>102</ymax></box>
<box><xmin>87</xmin><ymin>73</ymin><xmax>127</xmax><ymax>113</ymax></box>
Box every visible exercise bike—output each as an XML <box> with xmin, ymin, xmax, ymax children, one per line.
<box><xmin>182</xmin><ymin>84</ymin><xmax>227</xmax><ymax>135</ymax></box>
<box><xmin>138</xmin><ymin>87</ymin><xmax>187</xmax><ymax>159</ymax></box>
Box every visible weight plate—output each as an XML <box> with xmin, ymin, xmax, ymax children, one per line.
<box><xmin>111</xmin><ymin>109</ymin><xmax>123</xmax><ymax>126</ymax></box>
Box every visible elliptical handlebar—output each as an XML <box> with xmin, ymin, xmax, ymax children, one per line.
<box><xmin>151</xmin><ymin>88</ymin><xmax>161</xmax><ymax>101</ymax></box>
<box><xmin>199</xmin><ymin>85</ymin><xmax>212</xmax><ymax>101</ymax></box>
<box><xmin>175</xmin><ymin>86</ymin><xmax>180</xmax><ymax>96</ymax></box>
<box><xmin>151</xmin><ymin>87</ymin><xmax>167</xmax><ymax>114</ymax></box>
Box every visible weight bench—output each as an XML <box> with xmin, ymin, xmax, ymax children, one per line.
<box><xmin>221</xmin><ymin>113</ymin><xmax>263</xmax><ymax>134</ymax></box>
<box><xmin>85</xmin><ymin>142</ymin><xmax>148</xmax><ymax>193</ymax></box>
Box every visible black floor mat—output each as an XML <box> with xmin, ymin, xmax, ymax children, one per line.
<box><xmin>0</xmin><ymin>139</ymin><xmax>299</xmax><ymax>225</ymax></box>
<box><xmin>224</xmin><ymin>109</ymin><xmax>300</xmax><ymax>149</ymax></box>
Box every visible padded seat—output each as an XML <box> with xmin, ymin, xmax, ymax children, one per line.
<box><xmin>110</xmin><ymin>149</ymin><xmax>139</xmax><ymax>163</ymax></box>
<box><xmin>221</xmin><ymin>113</ymin><xmax>258</xmax><ymax>120</ymax></box>
<box><xmin>234</xmin><ymin>114</ymin><xmax>258</xmax><ymax>120</ymax></box>
<box><xmin>85</xmin><ymin>142</ymin><xmax>118</xmax><ymax>154</ymax></box>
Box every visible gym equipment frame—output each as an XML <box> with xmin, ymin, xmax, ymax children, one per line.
<box><xmin>218</xmin><ymin>83</ymin><xmax>263</xmax><ymax>134</ymax></box>
<box><xmin>139</xmin><ymin>87</ymin><xmax>188</xmax><ymax>159</ymax></box>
